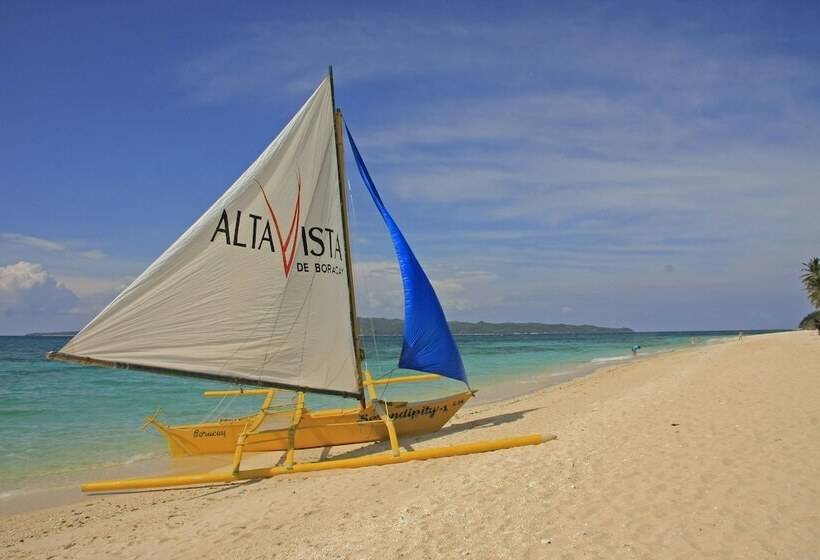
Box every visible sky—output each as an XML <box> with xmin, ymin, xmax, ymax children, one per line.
<box><xmin>1</xmin><ymin>0</ymin><xmax>819</xmax><ymax>334</ymax></box>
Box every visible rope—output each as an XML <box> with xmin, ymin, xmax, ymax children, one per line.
<box><xmin>367</xmin><ymin>316</ymin><xmax>382</xmax><ymax>376</ymax></box>
<box><xmin>346</xmin><ymin>177</ymin><xmax>386</xmax><ymax>383</ymax></box>
<box><xmin>375</xmin><ymin>368</ymin><xmax>399</xmax><ymax>401</ymax></box>
<box><xmin>199</xmin><ymin>391</ymin><xmax>231</xmax><ymax>424</ymax></box>
<box><xmin>198</xmin><ymin>381</ymin><xmax>245</xmax><ymax>423</ymax></box>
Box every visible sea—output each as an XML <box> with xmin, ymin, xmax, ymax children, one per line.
<box><xmin>0</xmin><ymin>330</ymin><xmax>778</xmax><ymax>497</ymax></box>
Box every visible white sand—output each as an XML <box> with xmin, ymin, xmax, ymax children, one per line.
<box><xmin>2</xmin><ymin>330</ymin><xmax>819</xmax><ymax>559</ymax></box>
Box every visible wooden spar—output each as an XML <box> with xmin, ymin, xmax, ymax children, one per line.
<box><xmin>202</xmin><ymin>389</ymin><xmax>275</xmax><ymax>398</ymax></box>
<box><xmin>366</xmin><ymin>373</ymin><xmax>441</xmax><ymax>386</ymax></box>
<box><xmin>328</xmin><ymin>65</ymin><xmax>366</xmax><ymax>407</ymax></box>
<box><xmin>45</xmin><ymin>351</ymin><xmax>361</xmax><ymax>399</ymax></box>
<box><xmin>81</xmin><ymin>433</ymin><xmax>554</xmax><ymax>493</ymax></box>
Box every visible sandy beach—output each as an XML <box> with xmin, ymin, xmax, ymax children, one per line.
<box><xmin>2</xmin><ymin>330</ymin><xmax>818</xmax><ymax>559</ymax></box>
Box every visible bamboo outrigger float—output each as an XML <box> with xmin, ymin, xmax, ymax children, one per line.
<box><xmin>48</xmin><ymin>68</ymin><xmax>553</xmax><ymax>493</ymax></box>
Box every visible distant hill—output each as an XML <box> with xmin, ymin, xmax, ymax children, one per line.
<box><xmin>799</xmin><ymin>311</ymin><xmax>819</xmax><ymax>330</ymax></box>
<box><xmin>28</xmin><ymin>319</ymin><xmax>632</xmax><ymax>338</ymax></box>
<box><xmin>357</xmin><ymin>317</ymin><xmax>632</xmax><ymax>335</ymax></box>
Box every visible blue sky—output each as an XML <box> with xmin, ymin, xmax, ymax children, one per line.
<box><xmin>1</xmin><ymin>1</ymin><xmax>819</xmax><ymax>334</ymax></box>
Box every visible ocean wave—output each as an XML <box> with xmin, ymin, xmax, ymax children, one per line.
<box><xmin>590</xmin><ymin>355</ymin><xmax>632</xmax><ymax>363</ymax></box>
<box><xmin>120</xmin><ymin>452</ymin><xmax>157</xmax><ymax>465</ymax></box>
<box><xmin>0</xmin><ymin>489</ymin><xmax>23</xmax><ymax>500</ymax></box>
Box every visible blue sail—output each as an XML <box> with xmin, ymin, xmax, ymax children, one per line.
<box><xmin>345</xmin><ymin>125</ymin><xmax>469</xmax><ymax>386</ymax></box>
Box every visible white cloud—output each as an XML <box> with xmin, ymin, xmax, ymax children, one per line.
<box><xmin>78</xmin><ymin>250</ymin><xmax>106</xmax><ymax>260</ymax></box>
<box><xmin>0</xmin><ymin>261</ymin><xmax>48</xmax><ymax>291</ymax></box>
<box><xmin>353</xmin><ymin>259</ymin><xmax>492</xmax><ymax>318</ymax></box>
<box><xmin>0</xmin><ymin>232</ymin><xmax>108</xmax><ymax>262</ymax></box>
<box><xmin>0</xmin><ymin>233</ymin><xmax>65</xmax><ymax>252</ymax></box>
<box><xmin>0</xmin><ymin>261</ymin><xmax>79</xmax><ymax>316</ymax></box>
<box><xmin>179</xmin><ymin>19</ymin><xmax>493</xmax><ymax>103</ymax></box>
<box><xmin>0</xmin><ymin>261</ymin><xmax>135</xmax><ymax>333</ymax></box>
<box><xmin>0</xmin><ymin>236</ymin><xmax>147</xmax><ymax>332</ymax></box>
<box><xmin>353</xmin><ymin>260</ymin><xmax>403</xmax><ymax>317</ymax></box>
<box><xmin>431</xmin><ymin>278</ymin><xmax>476</xmax><ymax>313</ymax></box>
<box><xmin>56</xmin><ymin>275</ymin><xmax>127</xmax><ymax>298</ymax></box>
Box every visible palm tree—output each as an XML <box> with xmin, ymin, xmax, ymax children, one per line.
<box><xmin>801</xmin><ymin>257</ymin><xmax>820</xmax><ymax>308</ymax></box>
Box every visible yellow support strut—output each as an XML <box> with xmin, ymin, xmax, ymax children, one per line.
<box><xmin>374</xmin><ymin>400</ymin><xmax>401</xmax><ymax>457</ymax></box>
<box><xmin>231</xmin><ymin>389</ymin><xmax>277</xmax><ymax>473</ymax></box>
<box><xmin>362</xmin><ymin>371</ymin><xmax>401</xmax><ymax>457</ymax></box>
<box><xmin>285</xmin><ymin>392</ymin><xmax>306</xmax><ymax>469</ymax></box>
<box><xmin>82</xmin><ymin>433</ymin><xmax>554</xmax><ymax>493</ymax></box>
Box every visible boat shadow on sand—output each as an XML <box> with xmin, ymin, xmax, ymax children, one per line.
<box><xmin>321</xmin><ymin>407</ymin><xmax>540</xmax><ymax>461</ymax></box>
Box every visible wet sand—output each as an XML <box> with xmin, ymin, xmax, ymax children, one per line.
<box><xmin>2</xmin><ymin>330</ymin><xmax>818</xmax><ymax>559</ymax></box>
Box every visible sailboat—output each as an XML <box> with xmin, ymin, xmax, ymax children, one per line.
<box><xmin>48</xmin><ymin>68</ymin><xmax>551</xmax><ymax>492</ymax></box>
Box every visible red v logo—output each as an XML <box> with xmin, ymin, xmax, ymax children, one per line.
<box><xmin>256</xmin><ymin>173</ymin><xmax>301</xmax><ymax>278</ymax></box>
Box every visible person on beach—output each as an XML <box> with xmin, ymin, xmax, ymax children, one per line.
<box><xmin>738</xmin><ymin>331</ymin><xmax>744</xmax><ymax>341</ymax></box>
<box><xmin>632</xmin><ymin>344</ymin><xmax>641</xmax><ymax>357</ymax></box>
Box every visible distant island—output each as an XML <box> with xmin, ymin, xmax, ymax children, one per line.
<box><xmin>27</xmin><ymin>319</ymin><xmax>631</xmax><ymax>338</ymax></box>
<box><xmin>356</xmin><ymin>318</ymin><xmax>632</xmax><ymax>336</ymax></box>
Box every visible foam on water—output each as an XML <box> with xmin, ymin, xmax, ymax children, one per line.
<box><xmin>589</xmin><ymin>355</ymin><xmax>633</xmax><ymax>363</ymax></box>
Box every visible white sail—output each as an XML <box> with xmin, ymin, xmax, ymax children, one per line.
<box><xmin>58</xmin><ymin>78</ymin><xmax>360</xmax><ymax>397</ymax></box>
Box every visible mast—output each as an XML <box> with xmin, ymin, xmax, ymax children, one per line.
<box><xmin>328</xmin><ymin>66</ymin><xmax>366</xmax><ymax>406</ymax></box>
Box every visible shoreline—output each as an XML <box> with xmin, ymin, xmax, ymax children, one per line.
<box><xmin>1</xmin><ymin>333</ymin><xmax>737</xmax><ymax>516</ymax></box>
<box><xmin>468</xmin><ymin>334</ymin><xmax>733</xmax><ymax>407</ymax></box>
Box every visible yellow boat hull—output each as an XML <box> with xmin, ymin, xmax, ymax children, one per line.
<box><xmin>151</xmin><ymin>391</ymin><xmax>473</xmax><ymax>457</ymax></box>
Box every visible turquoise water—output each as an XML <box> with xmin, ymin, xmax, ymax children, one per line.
<box><xmin>0</xmin><ymin>331</ymin><xmax>772</xmax><ymax>489</ymax></box>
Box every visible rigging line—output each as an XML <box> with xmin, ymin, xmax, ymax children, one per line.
<box><xmin>377</xmin><ymin>368</ymin><xmax>399</xmax><ymax>401</ymax></box>
<box><xmin>200</xmin><ymin>391</ymin><xmax>230</xmax><ymax>424</ymax></box>
<box><xmin>346</xmin><ymin>173</ymin><xmax>395</xmax><ymax>403</ymax></box>
<box><xmin>200</xmin><ymin>379</ymin><xmax>248</xmax><ymax>424</ymax></box>
<box><xmin>368</xmin><ymin>316</ymin><xmax>380</xmax><ymax>372</ymax></box>
<box><xmin>345</xmin><ymin>177</ymin><xmax>383</xmax><ymax>370</ymax></box>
